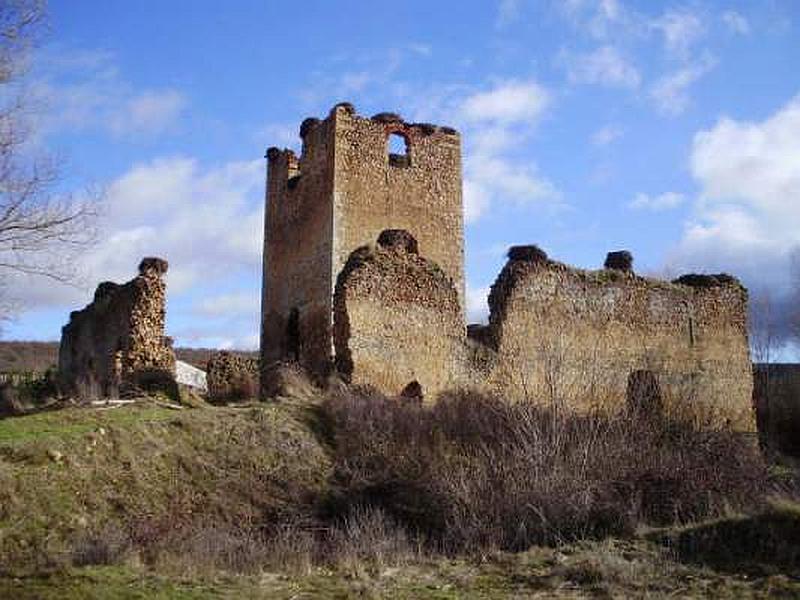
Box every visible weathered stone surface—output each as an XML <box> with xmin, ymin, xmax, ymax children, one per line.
<box><xmin>333</xmin><ymin>231</ymin><xmax>463</xmax><ymax>400</ymax></box>
<box><xmin>261</xmin><ymin>103</ymin><xmax>464</xmax><ymax>389</ymax></box>
<box><xmin>507</xmin><ymin>245</ymin><xmax>548</xmax><ymax>263</ymax></box>
<box><xmin>58</xmin><ymin>257</ymin><xmax>175</xmax><ymax>398</ymax></box>
<box><xmin>377</xmin><ymin>229</ymin><xmax>419</xmax><ymax>254</ymax></box>
<box><xmin>259</xmin><ymin>106</ymin><xmax>754</xmax><ymax>432</ymax></box>
<box><xmin>480</xmin><ymin>253</ymin><xmax>754</xmax><ymax>431</ymax></box>
<box><xmin>206</xmin><ymin>351</ymin><xmax>259</xmax><ymax>403</ymax></box>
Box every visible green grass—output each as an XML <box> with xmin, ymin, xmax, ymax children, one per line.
<box><xmin>0</xmin><ymin>401</ymin><xmax>332</xmax><ymax>574</ymax></box>
<box><xmin>2</xmin><ymin>538</ymin><xmax>799</xmax><ymax>599</ymax></box>
<box><xmin>0</xmin><ymin>405</ymin><xmax>177</xmax><ymax>446</ymax></box>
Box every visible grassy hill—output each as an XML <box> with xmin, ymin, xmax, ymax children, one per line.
<box><xmin>0</xmin><ymin>387</ymin><xmax>798</xmax><ymax>597</ymax></box>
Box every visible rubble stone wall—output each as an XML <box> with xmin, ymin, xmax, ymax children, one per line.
<box><xmin>331</xmin><ymin>236</ymin><xmax>754</xmax><ymax>431</ymax></box>
<box><xmin>261</xmin><ymin>105</ymin><xmax>753</xmax><ymax>432</ymax></box>
<box><xmin>480</xmin><ymin>249</ymin><xmax>754</xmax><ymax>431</ymax></box>
<box><xmin>330</xmin><ymin>105</ymin><xmax>465</xmax><ymax>315</ymax></box>
<box><xmin>333</xmin><ymin>232</ymin><xmax>464</xmax><ymax>401</ymax></box>
<box><xmin>58</xmin><ymin>258</ymin><xmax>175</xmax><ymax>398</ymax></box>
<box><xmin>206</xmin><ymin>351</ymin><xmax>259</xmax><ymax>402</ymax></box>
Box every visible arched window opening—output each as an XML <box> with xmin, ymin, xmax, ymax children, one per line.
<box><xmin>400</xmin><ymin>380</ymin><xmax>423</xmax><ymax>404</ymax></box>
<box><xmin>388</xmin><ymin>133</ymin><xmax>410</xmax><ymax>168</ymax></box>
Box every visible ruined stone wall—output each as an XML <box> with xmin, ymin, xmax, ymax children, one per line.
<box><xmin>261</xmin><ymin>105</ymin><xmax>753</xmax><ymax>431</ymax></box>
<box><xmin>322</xmin><ymin>230</ymin><xmax>753</xmax><ymax>430</ymax></box>
<box><xmin>206</xmin><ymin>351</ymin><xmax>259</xmax><ymax>403</ymax></box>
<box><xmin>333</xmin><ymin>230</ymin><xmax>465</xmax><ymax>401</ymax></box>
<box><xmin>58</xmin><ymin>258</ymin><xmax>175</xmax><ymax>397</ymax></box>
<box><xmin>480</xmin><ymin>249</ymin><xmax>754</xmax><ymax>431</ymax></box>
<box><xmin>330</xmin><ymin>106</ymin><xmax>465</xmax><ymax>316</ymax></box>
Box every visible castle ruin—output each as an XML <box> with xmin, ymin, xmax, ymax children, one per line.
<box><xmin>58</xmin><ymin>258</ymin><xmax>176</xmax><ymax>397</ymax></box>
<box><xmin>260</xmin><ymin>103</ymin><xmax>464</xmax><ymax>378</ymax></box>
<box><xmin>261</xmin><ymin>103</ymin><xmax>755</xmax><ymax>432</ymax></box>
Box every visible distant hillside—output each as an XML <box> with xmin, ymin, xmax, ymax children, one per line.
<box><xmin>0</xmin><ymin>341</ymin><xmax>257</xmax><ymax>372</ymax></box>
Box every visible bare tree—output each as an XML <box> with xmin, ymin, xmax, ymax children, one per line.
<box><xmin>0</xmin><ymin>1</ymin><xmax>96</xmax><ymax>325</ymax></box>
<box><xmin>790</xmin><ymin>247</ymin><xmax>800</xmax><ymax>350</ymax></box>
<box><xmin>749</xmin><ymin>288</ymin><xmax>777</xmax><ymax>366</ymax></box>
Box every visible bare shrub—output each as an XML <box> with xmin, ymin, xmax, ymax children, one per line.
<box><xmin>71</xmin><ymin>523</ymin><xmax>131</xmax><ymax>567</ymax></box>
<box><xmin>325</xmin><ymin>506</ymin><xmax>418</xmax><ymax>575</ymax></box>
<box><xmin>323</xmin><ymin>387</ymin><xmax>770</xmax><ymax>553</ymax></box>
<box><xmin>152</xmin><ymin>524</ymin><xmax>274</xmax><ymax>575</ymax></box>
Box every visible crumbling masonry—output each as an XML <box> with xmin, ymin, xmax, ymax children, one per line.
<box><xmin>261</xmin><ymin>103</ymin><xmax>754</xmax><ymax>431</ymax></box>
<box><xmin>58</xmin><ymin>258</ymin><xmax>176</xmax><ymax>397</ymax></box>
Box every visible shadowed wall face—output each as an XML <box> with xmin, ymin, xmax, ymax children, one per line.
<box><xmin>58</xmin><ymin>258</ymin><xmax>175</xmax><ymax>398</ymax></box>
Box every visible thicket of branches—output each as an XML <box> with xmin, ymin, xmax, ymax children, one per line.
<box><xmin>0</xmin><ymin>1</ymin><xmax>96</xmax><ymax>324</ymax></box>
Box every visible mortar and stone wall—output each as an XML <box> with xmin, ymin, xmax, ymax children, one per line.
<box><xmin>333</xmin><ymin>230</ymin><xmax>465</xmax><ymax>397</ymax></box>
<box><xmin>58</xmin><ymin>258</ymin><xmax>175</xmax><ymax>398</ymax></box>
<box><xmin>479</xmin><ymin>247</ymin><xmax>754</xmax><ymax>431</ymax></box>
<box><xmin>260</xmin><ymin>103</ymin><xmax>463</xmax><ymax>386</ymax></box>
<box><xmin>206</xmin><ymin>351</ymin><xmax>259</xmax><ymax>402</ymax></box>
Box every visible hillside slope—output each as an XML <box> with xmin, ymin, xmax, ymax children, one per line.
<box><xmin>0</xmin><ymin>395</ymin><xmax>799</xmax><ymax>598</ymax></box>
<box><xmin>0</xmin><ymin>401</ymin><xmax>331</xmax><ymax>572</ymax></box>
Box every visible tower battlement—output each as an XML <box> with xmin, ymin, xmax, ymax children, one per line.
<box><xmin>260</xmin><ymin>102</ymin><xmax>465</xmax><ymax>379</ymax></box>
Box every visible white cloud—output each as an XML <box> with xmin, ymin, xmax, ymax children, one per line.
<box><xmin>466</xmin><ymin>285</ymin><xmax>490</xmax><ymax>323</ymax></box>
<box><xmin>33</xmin><ymin>49</ymin><xmax>188</xmax><ymax>138</ymax></box>
<box><xmin>459</xmin><ymin>80</ymin><xmax>551</xmax><ymax>124</ymax></box>
<box><xmin>560</xmin><ymin>0</ymin><xmax>629</xmax><ymax>40</ymax></box>
<box><xmin>653</xmin><ymin>8</ymin><xmax>705</xmax><ymax>59</ymax></box>
<box><xmin>591</xmin><ymin>123</ymin><xmax>623</xmax><ymax>146</ymax></box>
<box><xmin>722</xmin><ymin>10</ymin><xmax>750</xmax><ymax>35</ymax></box>
<box><xmin>12</xmin><ymin>156</ymin><xmax>264</xmax><ymax>313</ymax></box>
<box><xmin>629</xmin><ymin>191</ymin><xmax>685</xmax><ymax>211</ymax></box>
<box><xmin>650</xmin><ymin>53</ymin><xmax>716</xmax><ymax>116</ymax></box>
<box><xmin>194</xmin><ymin>292</ymin><xmax>259</xmax><ymax>318</ymax></box>
<box><xmin>464</xmin><ymin>180</ymin><xmax>491</xmax><ymax>223</ymax></box>
<box><xmin>560</xmin><ymin>45</ymin><xmax>640</xmax><ymax>88</ymax></box>
<box><xmin>407</xmin><ymin>42</ymin><xmax>432</xmax><ymax>56</ymax></box>
<box><xmin>496</xmin><ymin>0</ymin><xmax>522</xmax><ymax>28</ymax></box>
<box><xmin>455</xmin><ymin>80</ymin><xmax>560</xmax><ymax>223</ymax></box>
<box><xmin>257</xmin><ymin>123</ymin><xmax>299</xmax><ymax>148</ymax></box>
<box><xmin>110</xmin><ymin>90</ymin><xmax>186</xmax><ymax>137</ymax></box>
<box><xmin>671</xmin><ymin>93</ymin><xmax>800</xmax><ymax>293</ymax></box>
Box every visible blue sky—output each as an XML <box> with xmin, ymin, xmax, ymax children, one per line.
<box><xmin>5</xmin><ymin>0</ymin><xmax>800</xmax><ymax>353</ymax></box>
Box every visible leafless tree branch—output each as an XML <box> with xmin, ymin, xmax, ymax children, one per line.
<box><xmin>0</xmin><ymin>1</ymin><xmax>99</xmax><ymax>329</ymax></box>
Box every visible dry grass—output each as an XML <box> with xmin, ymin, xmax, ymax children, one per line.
<box><xmin>0</xmin><ymin>383</ymin><xmax>796</xmax><ymax>594</ymax></box>
<box><xmin>323</xmin><ymin>387</ymin><xmax>771</xmax><ymax>553</ymax></box>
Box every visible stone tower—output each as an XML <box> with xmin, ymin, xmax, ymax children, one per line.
<box><xmin>260</xmin><ymin>102</ymin><xmax>464</xmax><ymax>380</ymax></box>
